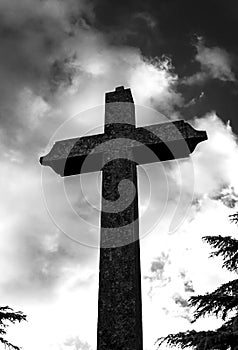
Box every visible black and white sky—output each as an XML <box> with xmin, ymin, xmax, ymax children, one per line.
<box><xmin>1</xmin><ymin>1</ymin><xmax>238</xmax><ymax>349</ymax></box>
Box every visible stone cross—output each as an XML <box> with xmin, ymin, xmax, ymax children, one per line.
<box><xmin>40</xmin><ymin>86</ymin><xmax>207</xmax><ymax>350</ymax></box>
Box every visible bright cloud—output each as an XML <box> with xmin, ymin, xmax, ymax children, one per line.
<box><xmin>129</xmin><ymin>56</ymin><xmax>183</xmax><ymax>112</ymax></box>
<box><xmin>178</xmin><ymin>113</ymin><xmax>237</xmax><ymax>198</ymax></box>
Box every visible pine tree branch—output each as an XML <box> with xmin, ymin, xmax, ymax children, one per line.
<box><xmin>156</xmin><ymin>213</ymin><xmax>238</xmax><ymax>349</ymax></box>
<box><xmin>189</xmin><ymin>280</ymin><xmax>238</xmax><ymax>321</ymax></box>
<box><xmin>218</xmin><ymin>314</ymin><xmax>238</xmax><ymax>333</ymax></box>
<box><xmin>156</xmin><ymin>313</ymin><xmax>238</xmax><ymax>349</ymax></box>
<box><xmin>156</xmin><ymin>328</ymin><xmax>238</xmax><ymax>350</ymax></box>
<box><xmin>229</xmin><ymin>213</ymin><xmax>238</xmax><ymax>225</ymax></box>
<box><xmin>0</xmin><ymin>337</ymin><xmax>22</xmax><ymax>350</ymax></box>
<box><xmin>0</xmin><ymin>306</ymin><xmax>27</xmax><ymax>350</ymax></box>
<box><xmin>0</xmin><ymin>306</ymin><xmax>27</xmax><ymax>324</ymax></box>
<box><xmin>202</xmin><ymin>236</ymin><xmax>238</xmax><ymax>272</ymax></box>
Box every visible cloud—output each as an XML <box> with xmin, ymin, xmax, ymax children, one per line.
<box><xmin>17</xmin><ymin>87</ymin><xmax>51</xmax><ymax>130</ymax></box>
<box><xmin>63</xmin><ymin>337</ymin><xmax>92</xmax><ymax>350</ymax></box>
<box><xmin>53</xmin><ymin>38</ymin><xmax>183</xmax><ymax>116</ymax></box>
<box><xmin>134</xmin><ymin>12</ymin><xmax>157</xmax><ymax>29</ymax></box>
<box><xmin>1</xmin><ymin>2</ymin><xmax>238</xmax><ymax>350</ymax></box>
<box><xmin>182</xmin><ymin>38</ymin><xmax>236</xmax><ymax>85</ymax></box>
<box><xmin>0</xmin><ymin>1</ymin><xmax>183</xmax><ymax>161</ymax></box>
<box><xmin>0</xmin><ymin>0</ymin><xmax>94</xmax><ymax>157</ymax></box>
<box><xmin>212</xmin><ymin>186</ymin><xmax>238</xmax><ymax>208</ymax></box>
<box><xmin>129</xmin><ymin>56</ymin><xmax>183</xmax><ymax>112</ymax></box>
<box><xmin>0</xmin><ymin>156</ymin><xmax>97</xmax><ymax>303</ymax></box>
<box><xmin>192</xmin><ymin>114</ymin><xmax>238</xmax><ymax>194</ymax></box>
<box><xmin>169</xmin><ymin>113</ymin><xmax>238</xmax><ymax>197</ymax></box>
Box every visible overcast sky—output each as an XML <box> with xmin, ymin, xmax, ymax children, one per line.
<box><xmin>1</xmin><ymin>1</ymin><xmax>238</xmax><ymax>349</ymax></box>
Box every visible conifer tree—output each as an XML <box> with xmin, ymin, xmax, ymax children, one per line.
<box><xmin>157</xmin><ymin>212</ymin><xmax>238</xmax><ymax>350</ymax></box>
<box><xmin>0</xmin><ymin>306</ymin><xmax>27</xmax><ymax>350</ymax></box>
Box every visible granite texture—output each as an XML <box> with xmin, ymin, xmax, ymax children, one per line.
<box><xmin>97</xmin><ymin>241</ymin><xmax>143</xmax><ymax>350</ymax></box>
<box><xmin>97</xmin><ymin>157</ymin><xmax>143</xmax><ymax>348</ymax></box>
<box><xmin>97</xmin><ymin>89</ymin><xmax>143</xmax><ymax>349</ymax></box>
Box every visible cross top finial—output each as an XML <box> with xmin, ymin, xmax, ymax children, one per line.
<box><xmin>106</xmin><ymin>86</ymin><xmax>134</xmax><ymax>103</ymax></box>
<box><xmin>115</xmin><ymin>86</ymin><xmax>125</xmax><ymax>91</ymax></box>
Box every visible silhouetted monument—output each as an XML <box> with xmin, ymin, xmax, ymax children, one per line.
<box><xmin>40</xmin><ymin>86</ymin><xmax>207</xmax><ymax>349</ymax></box>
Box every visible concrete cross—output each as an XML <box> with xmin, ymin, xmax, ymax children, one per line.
<box><xmin>40</xmin><ymin>86</ymin><xmax>207</xmax><ymax>350</ymax></box>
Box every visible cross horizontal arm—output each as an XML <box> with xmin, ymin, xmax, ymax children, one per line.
<box><xmin>40</xmin><ymin>133</ymin><xmax>105</xmax><ymax>176</ymax></box>
<box><xmin>135</xmin><ymin>120</ymin><xmax>206</xmax><ymax>145</ymax></box>
<box><xmin>40</xmin><ymin>120</ymin><xmax>207</xmax><ymax>177</ymax></box>
<box><xmin>131</xmin><ymin>120</ymin><xmax>207</xmax><ymax>165</ymax></box>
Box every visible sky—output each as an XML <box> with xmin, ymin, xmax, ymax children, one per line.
<box><xmin>0</xmin><ymin>0</ymin><xmax>238</xmax><ymax>349</ymax></box>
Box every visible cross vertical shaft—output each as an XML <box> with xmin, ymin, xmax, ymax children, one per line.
<box><xmin>97</xmin><ymin>87</ymin><xmax>143</xmax><ymax>349</ymax></box>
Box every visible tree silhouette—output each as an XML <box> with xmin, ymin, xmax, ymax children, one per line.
<box><xmin>157</xmin><ymin>212</ymin><xmax>238</xmax><ymax>350</ymax></box>
<box><xmin>0</xmin><ymin>306</ymin><xmax>27</xmax><ymax>350</ymax></box>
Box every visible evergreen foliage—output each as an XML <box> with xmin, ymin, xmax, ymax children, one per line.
<box><xmin>0</xmin><ymin>306</ymin><xmax>27</xmax><ymax>350</ymax></box>
<box><xmin>157</xmin><ymin>212</ymin><xmax>238</xmax><ymax>350</ymax></box>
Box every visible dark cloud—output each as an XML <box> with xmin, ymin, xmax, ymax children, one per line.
<box><xmin>92</xmin><ymin>0</ymin><xmax>238</xmax><ymax>132</ymax></box>
<box><xmin>93</xmin><ymin>0</ymin><xmax>238</xmax><ymax>54</ymax></box>
<box><xmin>179</xmin><ymin>270</ymin><xmax>195</xmax><ymax>293</ymax></box>
<box><xmin>172</xmin><ymin>293</ymin><xmax>192</xmax><ymax>321</ymax></box>
<box><xmin>144</xmin><ymin>252</ymin><xmax>171</xmax><ymax>291</ymax></box>
<box><xmin>184</xmin><ymin>280</ymin><xmax>195</xmax><ymax>293</ymax></box>
<box><xmin>211</xmin><ymin>186</ymin><xmax>238</xmax><ymax>208</ymax></box>
<box><xmin>0</xmin><ymin>0</ymin><xmax>94</xmax><ymax>156</ymax></box>
<box><xmin>93</xmin><ymin>0</ymin><xmax>162</xmax><ymax>54</ymax></box>
<box><xmin>48</xmin><ymin>57</ymin><xmax>76</xmax><ymax>92</ymax></box>
<box><xmin>173</xmin><ymin>294</ymin><xmax>189</xmax><ymax>308</ymax></box>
